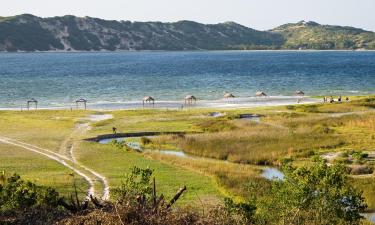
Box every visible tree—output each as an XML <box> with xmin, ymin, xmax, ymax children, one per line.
<box><xmin>258</xmin><ymin>160</ymin><xmax>366</xmax><ymax>225</ymax></box>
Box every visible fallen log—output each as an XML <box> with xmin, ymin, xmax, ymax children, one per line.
<box><xmin>166</xmin><ymin>186</ymin><xmax>186</xmax><ymax>209</ymax></box>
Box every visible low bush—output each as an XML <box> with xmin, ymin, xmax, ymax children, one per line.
<box><xmin>0</xmin><ymin>174</ymin><xmax>61</xmax><ymax>213</ymax></box>
<box><xmin>140</xmin><ymin>136</ymin><xmax>152</xmax><ymax>146</ymax></box>
<box><xmin>349</xmin><ymin>165</ymin><xmax>373</xmax><ymax>175</ymax></box>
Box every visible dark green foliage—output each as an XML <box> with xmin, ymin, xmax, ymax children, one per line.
<box><xmin>113</xmin><ymin>166</ymin><xmax>154</xmax><ymax>201</ymax></box>
<box><xmin>0</xmin><ymin>174</ymin><xmax>61</xmax><ymax>213</ymax></box>
<box><xmin>258</xmin><ymin>161</ymin><xmax>367</xmax><ymax>224</ymax></box>
<box><xmin>224</xmin><ymin>197</ymin><xmax>256</xmax><ymax>223</ymax></box>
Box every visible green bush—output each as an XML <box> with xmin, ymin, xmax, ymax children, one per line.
<box><xmin>258</xmin><ymin>161</ymin><xmax>367</xmax><ymax>224</ymax></box>
<box><xmin>0</xmin><ymin>174</ymin><xmax>61</xmax><ymax>213</ymax></box>
<box><xmin>113</xmin><ymin>166</ymin><xmax>154</xmax><ymax>201</ymax></box>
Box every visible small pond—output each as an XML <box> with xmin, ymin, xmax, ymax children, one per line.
<box><xmin>261</xmin><ymin>167</ymin><xmax>284</xmax><ymax>180</ymax></box>
<box><xmin>239</xmin><ymin>114</ymin><xmax>261</xmax><ymax>123</ymax></box>
<box><xmin>153</xmin><ymin>150</ymin><xmax>188</xmax><ymax>158</ymax></box>
<box><xmin>98</xmin><ymin>137</ymin><xmax>142</xmax><ymax>151</ymax></box>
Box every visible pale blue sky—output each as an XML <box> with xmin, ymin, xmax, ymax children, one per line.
<box><xmin>2</xmin><ymin>0</ymin><xmax>375</xmax><ymax>31</ymax></box>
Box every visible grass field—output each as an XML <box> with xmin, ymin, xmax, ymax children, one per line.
<box><xmin>1</xmin><ymin>96</ymin><xmax>375</xmax><ymax>210</ymax></box>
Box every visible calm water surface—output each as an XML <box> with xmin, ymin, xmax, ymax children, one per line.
<box><xmin>0</xmin><ymin>51</ymin><xmax>374</xmax><ymax>109</ymax></box>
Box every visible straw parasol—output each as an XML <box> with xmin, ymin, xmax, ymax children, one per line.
<box><xmin>294</xmin><ymin>90</ymin><xmax>305</xmax><ymax>96</ymax></box>
<box><xmin>224</xmin><ymin>93</ymin><xmax>235</xmax><ymax>99</ymax></box>
<box><xmin>184</xmin><ymin>95</ymin><xmax>197</xmax><ymax>104</ymax></box>
<box><xmin>255</xmin><ymin>91</ymin><xmax>267</xmax><ymax>97</ymax></box>
<box><xmin>143</xmin><ymin>96</ymin><xmax>155</xmax><ymax>107</ymax></box>
<box><xmin>27</xmin><ymin>98</ymin><xmax>38</xmax><ymax>110</ymax></box>
<box><xmin>75</xmin><ymin>98</ymin><xmax>87</xmax><ymax>110</ymax></box>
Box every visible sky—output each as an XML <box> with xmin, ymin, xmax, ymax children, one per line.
<box><xmin>1</xmin><ymin>0</ymin><xmax>375</xmax><ymax>31</ymax></box>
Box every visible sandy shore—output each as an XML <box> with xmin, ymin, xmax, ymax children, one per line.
<box><xmin>0</xmin><ymin>96</ymin><xmax>320</xmax><ymax>111</ymax></box>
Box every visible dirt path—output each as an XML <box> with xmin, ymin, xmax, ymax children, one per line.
<box><xmin>0</xmin><ymin>136</ymin><xmax>96</xmax><ymax>198</ymax></box>
<box><xmin>0</xmin><ymin>114</ymin><xmax>113</xmax><ymax>200</ymax></box>
<box><xmin>62</xmin><ymin>114</ymin><xmax>113</xmax><ymax>200</ymax></box>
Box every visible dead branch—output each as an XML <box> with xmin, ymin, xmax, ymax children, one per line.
<box><xmin>166</xmin><ymin>186</ymin><xmax>186</xmax><ymax>209</ymax></box>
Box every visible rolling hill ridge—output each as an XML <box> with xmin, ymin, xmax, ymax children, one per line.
<box><xmin>0</xmin><ymin>14</ymin><xmax>374</xmax><ymax>51</ymax></box>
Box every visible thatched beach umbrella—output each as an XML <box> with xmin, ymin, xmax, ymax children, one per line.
<box><xmin>255</xmin><ymin>91</ymin><xmax>267</xmax><ymax>97</ymax></box>
<box><xmin>224</xmin><ymin>93</ymin><xmax>235</xmax><ymax>99</ymax></box>
<box><xmin>294</xmin><ymin>90</ymin><xmax>305</xmax><ymax>96</ymax></box>
<box><xmin>27</xmin><ymin>98</ymin><xmax>38</xmax><ymax>110</ymax></box>
<box><xmin>143</xmin><ymin>96</ymin><xmax>155</xmax><ymax>107</ymax></box>
<box><xmin>75</xmin><ymin>98</ymin><xmax>87</xmax><ymax>110</ymax></box>
<box><xmin>184</xmin><ymin>95</ymin><xmax>197</xmax><ymax>105</ymax></box>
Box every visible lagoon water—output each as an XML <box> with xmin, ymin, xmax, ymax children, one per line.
<box><xmin>0</xmin><ymin>51</ymin><xmax>374</xmax><ymax>109</ymax></box>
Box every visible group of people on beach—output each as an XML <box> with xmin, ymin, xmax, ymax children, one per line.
<box><xmin>323</xmin><ymin>96</ymin><xmax>349</xmax><ymax>103</ymax></box>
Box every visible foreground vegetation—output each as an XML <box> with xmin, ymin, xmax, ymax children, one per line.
<box><xmin>0</xmin><ymin>161</ymin><xmax>370</xmax><ymax>224</ymax></box>
<box><xmin>1</xmin><ymin>96</ymin><xmax>375</xmax><ymax>224</ymax></box>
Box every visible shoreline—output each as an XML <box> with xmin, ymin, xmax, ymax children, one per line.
<box><xmin>2</xmin><ymin>49</ymin><xmax>375</xmax><ymax>54</ymax></box>
<box><xmin>0</xmin><ymin>96</ymin><xmax>320</xmax><ymax>111</ymax></box>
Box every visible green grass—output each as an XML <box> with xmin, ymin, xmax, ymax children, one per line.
<box><xmin>0</xmin><ymin>110</ymin><xmax>89</xmax><ymax>151</ymax></box>
<box><xmin>0</xmin><ymin>110</ymin><xmax>90</xmax><ymax>197</ymax></box>
<box><xmin>75</xmin><ymin>141</ymin><xmax>221</xmax><ymax>204</ymax></box>
<box><xmin>0</xmin><ymin>144</ymin><xmax>88</xmax><ymax>197</ymax></box>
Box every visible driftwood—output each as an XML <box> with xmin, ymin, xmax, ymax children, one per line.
<box><xmin>90</xmin><ymin>195</ymin><xmax>105</xmax><ymax>208</ymax></box>
<box><xmin>167</xmin><ymin>186</ymin><xmax>187</xmax><ymax>209</ymax></box>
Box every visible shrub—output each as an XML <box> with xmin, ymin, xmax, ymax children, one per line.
<box><xmin>140</xmin><ymin>136</ymin><xmax>152</xmax><ymax>146</ymax></box>
<box><xmin>259</xmin><ymin>160</ymin><xmax>367</xmax><ymax>224</ymax></box>
<box><xmin>0</xmin><ymin>174</ymin><xmax>61</xmax><ymax>213</ymax></box>
<box><xmin>113</xmin><ymin>166</ymin><xmax>154</xmax><ymax>202</ymax></box>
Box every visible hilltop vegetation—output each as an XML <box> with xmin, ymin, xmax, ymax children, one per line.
<box><xmin>0</xmin><ymin>14</ymin><xmax>283</xmax><ymax>51</ymax></box>
<box><xmin>0</xmin><ymin>14</ymin><xmax>375</xmax><ymax>51</ymax></box>
<box><xmin>273</xmin><ymin>20</ymin><xmax>375</xmax><ymax>50</ymax></box>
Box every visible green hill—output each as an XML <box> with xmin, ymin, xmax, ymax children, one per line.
<box><xmin>273</xmin><ymin>20</ymin><xmax>375</xmax><ymax>50</ymax></box>
<box><xmin>0</xmin><ymin>14</ymin><xmax>283</xmax><ymax>51</ymax></box>
<box><xmin>0</xmin><ymin>15</ymin><xmax>375</xmax><ymax>51</ymax></box>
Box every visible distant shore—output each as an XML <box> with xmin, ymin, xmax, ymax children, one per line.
<box><xmin>0</xmin><ymin>96</ymin><xmax>321</xmax><ymax>111</ymax></box>
<box><xmin>2</xmin><ymin>49</ymin><xmax>375</xmax><ymax>53</ymax></box>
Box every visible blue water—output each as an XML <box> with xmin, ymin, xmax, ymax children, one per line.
<box><xmin>0</xmin><ymin>51</ymin><xmax>374</xmax><ymax>109</ymax></box>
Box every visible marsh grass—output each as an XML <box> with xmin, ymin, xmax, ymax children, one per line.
<box><xmin>144</xmin><ymin>151</ymin><xmax>269</xmax><ymax>200</ymax></box>
<box><xmin>178</xmin><ymin>121</ymin><xmax>345</xmax><ymax>164</ymax></box>
<box><xmin>351</xmin><ymin>177</ymin><xmax>375</xmax><ymax>210</ymax></box>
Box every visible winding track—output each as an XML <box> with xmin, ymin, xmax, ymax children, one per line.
<box><xmin>0</xmin><ymin>115</ymin><xmax>113</xmax><ymax>200</ymax></box>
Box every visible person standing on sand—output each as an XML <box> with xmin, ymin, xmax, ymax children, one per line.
<box><xmin>346</xmin><ymin>97</ymin><xmax>350</xmax><ymax>102</ymax></box>
<box><xmin>338</xmin><ymin>95</ymin><xmax>342</xmax><ymax>102</ymax></box>
<box><xmin>112</xmin><ymin>127</ymin><xmax>117</xmax><ymax>134</ymax></box>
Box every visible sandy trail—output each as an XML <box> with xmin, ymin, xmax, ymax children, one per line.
<box><xmin>62</xmin><ymin>114</ymin><xmax>113</xmax><ymax>200</ymax></box>
<box><xmin>0</xmin><ymin>114</ymin><xmax>113</xmax><ymax>200</ymax></box>
<box><xmin>0</xmin><ymin>136</ymin><xmax>95</xmax><ymax>198</ymax></box>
